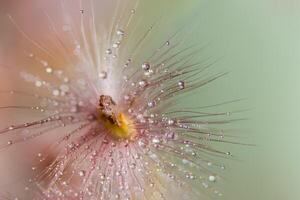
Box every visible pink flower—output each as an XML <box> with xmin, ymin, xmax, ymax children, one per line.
<box><xmin>0</xmin><ymin>0</ymin><xmax>238</xmax><ymax>199</ymax></box>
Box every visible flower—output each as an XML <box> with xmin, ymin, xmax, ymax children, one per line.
<box><xmin>0</xmin><ymin>0</ymin><xmax>238</xmax><ymax>199</ymax></box>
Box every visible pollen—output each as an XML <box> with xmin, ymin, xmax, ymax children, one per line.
<box><xmin>98</xmin><ymin>95</ymin><xmax>136</xmax><ymax>140</ymax></box>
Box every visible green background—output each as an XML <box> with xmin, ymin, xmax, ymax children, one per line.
<box><xmin>189</xmin><ymin>1</ymin><xmax>299</xmax><ymax>200</ymax></box>
<box><xmin>165</xmin><ymin>0</ymin><xmax>300</xmax><ymax>200</ymax></box>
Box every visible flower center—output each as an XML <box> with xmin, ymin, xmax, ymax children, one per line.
<box><xmin>97</xmin><ymin>95</ymin><xmax>136</xmax><ymax>140</ymax></box>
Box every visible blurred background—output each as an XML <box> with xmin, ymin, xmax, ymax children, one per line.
<box><xmin>0</xmin><ymin>0</ymin><xmax>300</xmax><ymax>199</ymax></box>
<box><xmin>192</xmin><ymin>0</ymin><xmax>300</xmax><ymax>200</ymax></box>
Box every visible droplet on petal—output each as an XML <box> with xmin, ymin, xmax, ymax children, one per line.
<box><xmin>178</xmin><ymin>81</ymin><xmax>185</xmax><ymax>89</ymax></box>
<box><xmin>116</xmin><ymin>29</ymin><xmax>125</xmax><ymax>36</ymax></box>
<box><xmin>98</xmin><ymin>71</ymin><xmax>107</xmax><ymax>79</ymax></box>
<box><xmin>208</xmin><ymin>175</ymin><xmax>216</xmax><ymax>182</ymax></box>
<box><xmin>78</xmin><ymin>170</ymin><xmax>86</xmax><ymax>177</ymax></box>
<box><xmin>142</xmin><ymin>62</ymin><xmax>151</xmax><ymax>71</ymax></box>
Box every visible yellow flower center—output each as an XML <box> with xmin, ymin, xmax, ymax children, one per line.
<box><xmin>98</xmin><ymin>95</ymin><xmax>136</xmax><ymax>140</ymax></box>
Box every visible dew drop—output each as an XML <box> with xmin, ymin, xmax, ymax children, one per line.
<box><xmin>144</xmin><ymin>69</ymin><xmax>153</xmax><ymax>76</ymax></box>
<box><xmin>63</xmin><ymin>77</ymin><xmax>69</xmax><ymax>83</ymax></box>
<box><xmin>40</xmin><ymin>60</ymin><xmax>48</xmax><ymax>67</ymax></box>
<box><xmin>165</xmin><ymin>132</ymin><xmax>175</xmax><ymax>139</ymax></box>
<box><xmin>52</xmin><ymin>89</ymin><xmax>60</xmax><ymax>96</ymax></box>
<box><xmin>142</xmin><ymin>62</ymin><xmax>151</xmax><ymax>71</ymax></box>
<box><xmin>35</xmin><ymin>81</ymin><xmax>42</xmax><ymax>87</ymax></box>
<box><xmin>168</xmin><ymin>119</ymin><xmax>175</xmax><ymax>125</ymax></box>
<box><xmin>138</xmin><ymin>139</ymin><xmax>147</xmax><ymax>148</ymax></box>
<box><xmin>129</xmin><ymin>163</ymin><xmax>136</xmax><ymax>169</ymax></box>
<box><xmin>124</xmin><ymin>95</ymin><xmax>130</xmax><ymax>101</ymax></box>
<box><xmin>98</xmin><ymin>71</ymin><xmax>107</xmax><ymax>79</ymax></box>
<box><xmin>178</xmin><ymin>81</ymin><xmax>185</xmax><ymax>89</ymax></box>
<box><xmin>147</xmin><ymin>101</ymin><xmax>155</xmax><ymax>108</ymax></box>
<box><xmin>46</xmin><ymin>67</ymin><xmax>53</xmax><ymax>74</ymax></box>
<box><xmin>138</xmin><ymin>80</ymin><xmax>147</xmax><ymax>88</ymax></box>
<box><xmin>106</xmin><ymin>49</ymin><xmax>112</xmax><ymax>55</ymax></box>
<box><xmin>152</xmin><ymin>137</ymin><xmax>160</xmax><ymax>144</ymax></box>
<box><xmin>208</xmin><ymin>175</ymin><xmax>216</xmax><ymax>182</ymax></box>
<box><xmin>112</xmin><ymin>42</ymin><xmax>120</xmax><ymax>48</ymax></box>
<box><xmin>116</xmin><ymin>29</ymin><xmax>125</xmax><ymax>36</ymax></box>
<box><xmin>78</xmin><ymin>170</ymin><xmax>86</xmax><ymax>177</ymax></box>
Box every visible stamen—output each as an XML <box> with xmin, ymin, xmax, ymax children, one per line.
<box><xmin>98</xmin><ymin>95</ymin><xmax>136</xmax><ymax>140</ymax></box>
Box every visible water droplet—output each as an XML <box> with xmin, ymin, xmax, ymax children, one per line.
<box><xmin>152</xmin><ymin>137</ymin><xmax>160</xmax><ymax>144</ymax></box>
<box><xmin>168</xmin><ymin>119</ymin><xmax>175</xmax><ymax>125</ymax></box>
<box><xmin>46</xmin><ymin>67</ymin><xmax>53</xmax><ymax>74</ymax></box>
<box><xmin>112</xmin><ymin>42</ymin><xmax>120</xmax><ymax>48</ymax></box>
<box><xmin>147</xmin><ymin>101</ymin><xmax>155</xmax><ymax>108</ymax></box>
<box><xmin>116</xmin><ymin>29</ymin><xmax>125</xmax><ymax>36</ymax></box>
<box><xmin>35</xmin><ymin>81</ymin><xmax>42</xmax><ymax>87</ymax></box>
<box><xmin>129</xmin><ymin>163</ymin><xmax>136</xmax><ymax>169</ymax></box>
<box><xmin>165</xmin><ymin>132</ymin><xmax>175</xmax><ymax>139</ymax></box>
<box><xmin>138</xmin><ymin>139</ymin><xmax>147</xmax><ymax>148</ymax></box>
<box><xmin>63</xmin><ymin>77</ymin><xmax>69</xmax><ymax>83</ymax></box>
<box><xmin>208</xmin><ymin>175</ymin><xmax>216</xmax><ymax>182</ymax></box>
<box><xmin>144</xmin><ymin>69</ymin><xmax>154</xmax><ymax>76</ymax></box>
<box><xmin>124</xmin><ymin>95</ymin><xmax>130</xmax><ymax>101</ymax></box>
<box><xmin>137</xmin><ymin>114</ymin><xmax>145</xmax><ymax>123</ymax></box>
<box><xmin>78</xmin><ymin>170</ymin><xmax>85</xmax><ymax>177</ymax></box>
<box><xmin>178</xmin><ymin>81</ymin><xmax>185</xmax><ymax>89</ymax></box>
<box><xmin>98</xmin><ymin>71</ymin><xmax>107</xmax><ymax>79</ymax></box>
<box><xmin>52</xmin><ymin>89</ymin><xmax>60</xmax><ymax>96</ymax></box>
<box><xmin>138</xmin><ymin>80</ymin><xmax>147</xmax><ymax>88</ymax></box>
<box><xmin>142</xmin><ymin>62</ymin><xmax>151</xmax><ymax>71</ymax></box>
<box><xmin>106</xmin><ymin>49</ymin><xmax>112</xmax><ymax>55</ymax></box>
<box><xmin>40</xmin><ymin>60</ymin><xmax>48</xmax><ymax>67</ymax></box>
